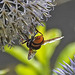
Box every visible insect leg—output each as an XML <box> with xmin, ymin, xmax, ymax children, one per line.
<box><xmin>35</xmin><ymin>28</ymin><xmax>43</xmax><ymax>36</ymax></box>
<box><xmin>21</xmin><ymin>34</ymin><xmax>29</xmax><ymax>44</ymax></box>
<box><xmin>18</xmin><ymin>33</ymin><xmax>29</xmax><ymax>44</ymax></box>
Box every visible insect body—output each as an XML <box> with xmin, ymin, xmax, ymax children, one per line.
<box><xmin>21</xmin><ymin>29</ymin><xmax>64</xmax><ymax>60</ymax></box>
<box><xmin>27</xmin><ymin>35</ymin><xmax>44</xmax><ymax>49</ymax></box>
<box><xmin>26</xmin><ymin>35</ymin><xmax>44</xmax><ymax>60</ymax></box>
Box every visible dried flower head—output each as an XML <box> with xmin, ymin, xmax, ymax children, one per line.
<box><xmin>0</xmin><ymin>0</ymin><xmax>54</xmax><ymax>49</ymax></box>
<box><xmin>53</xmin><ymin>56</ymin><xmax>75</xmax><ymax>75</ymax></box>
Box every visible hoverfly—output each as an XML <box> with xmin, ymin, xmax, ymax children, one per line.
<box><xmin>21</xmin><ymin>28</ymin><xmax>64</xmax><ymax>60</ymax></box>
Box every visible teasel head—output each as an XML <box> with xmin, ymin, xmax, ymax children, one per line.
<box><xmin>53</xmin><ymin>55</ymin><xmax>75</xmax><ymax>75</ymax></box>
<box><xmin>0</xmin><ymin>0</ymin><xmax>54</xmax><ymax>50</ymax></box>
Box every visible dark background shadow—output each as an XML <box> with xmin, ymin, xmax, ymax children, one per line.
<box><xmin>0</xmin><ymin>0</ymin><xmax>75</xmax><ymax>75</ymax></box>
<box><xmin>46</xmin><ymin>0</ymin><xmax>75</xmax><ymax>70</ymax></box>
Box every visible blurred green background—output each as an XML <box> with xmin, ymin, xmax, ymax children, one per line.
<box><xmin>0</xmin><ymin>0</ymin><xmax>75</xmax><ymax>75</ymax></box>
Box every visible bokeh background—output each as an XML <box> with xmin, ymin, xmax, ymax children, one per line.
<box><xmin>0</xmin><ymin>0</ymin><xmax>75</xmax><ymax>75</ymax></box>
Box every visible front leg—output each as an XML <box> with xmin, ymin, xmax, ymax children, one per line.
<box><xmin>35</xmin><ymin>28</ymin><xmax>43</xmax><ymax>36</ymax></box>
<box><xmin>19</xmin><ymin>38</ymin><xmax>27</xmax><ymax>44</ymax></box>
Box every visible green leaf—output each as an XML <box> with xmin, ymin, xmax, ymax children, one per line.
<box><xmin>4</xmin><ymin>45</ymin><xmax>42</xmax><ymax>73</ymax></box>
<box><xmin>54</xmin><ymin>42</ymin><xmax>75</xmax><ymax>69</ymax></box>
<box><xmin>0</xmin><ymin>69</ymin><xmax>9</xmax><ymax>75</ymax></box>
<box><xmin>44</xmin><ymin>29</ymin><xmax>62</xmax><ymax>59</ymax></box>
<box><xmin>15</xmin><ymin>64</ymin><xmax>38</xmax><ymax>75</ymax></box>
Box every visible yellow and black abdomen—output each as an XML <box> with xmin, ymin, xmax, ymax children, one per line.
<box><xmin>31</xmin><ymin>35</ymin><xmax>44</xmax><ymax>50</ymax></box>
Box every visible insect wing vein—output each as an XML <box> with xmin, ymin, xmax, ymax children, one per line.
<box><xmin>28</xmin><ymin>49</ymin><xmax>37</xmax><ymax>60</ymax></box>
<box><xmin>43</xmin><ymin>36</ymin><xmax>64</xmax><ymax>45</ymax></box>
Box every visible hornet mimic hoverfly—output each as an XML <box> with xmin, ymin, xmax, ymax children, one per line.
<box><xmin>21</xmin><ymin>28</ymin><xmax>64</xmax><ymax>60</ymax></box>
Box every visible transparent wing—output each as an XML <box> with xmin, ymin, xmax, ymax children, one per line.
<box><xmin>28</xmin><ymin>48</ymin><xmax>37</xmax><ymax>60</ymax></box>
<box><xmin>43</xmin><ymin>36</ymin><xmax>64</xmax><ymax>45</ymax></box>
